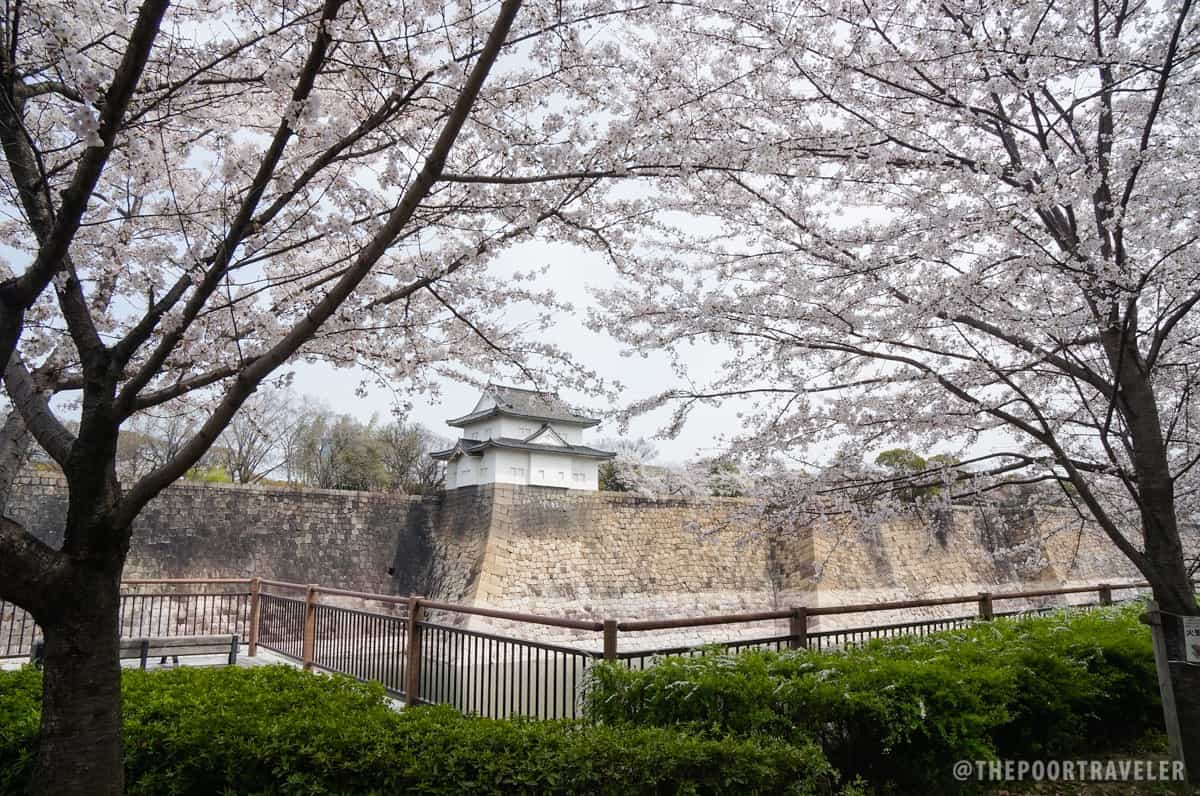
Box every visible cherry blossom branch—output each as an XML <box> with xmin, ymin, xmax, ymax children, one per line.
<box><xmin>726</xmin><ymin>173</ymin><xmax>1117</xmax><ymax>395</ymax></box>
<box><xmin>0</xmin><ymin>0</ymin><xmax>170</xmax><ymax>372</ymax></box>
<box><xmin>1117</xmin><ymin>0</ymin><xmax>1194</xmax><ymax>213</ymax></box>
<box><xmin>113</xmin><ymin>0</ymin><xmax>351</xmax><ymax>413</ymax></box>
<box><xmin>784</xmin><ymin>338</ymin><xmax>1150</xmax><ymax>571</ymax></box>
<box><xmin>114</xmin><ymin>0</ymin><xmax>525</xmax><ymax>527</ymax></box>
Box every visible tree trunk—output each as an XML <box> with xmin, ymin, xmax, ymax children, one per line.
<box><xmin>1104</xmin><ymin>333</ymin><xmax>1200</xmax><ymax>781</ymax></box>
<box><xmin>32</xmin><ymin>569</ymin><xmax>124</xmax><ymax>796</ymax></box>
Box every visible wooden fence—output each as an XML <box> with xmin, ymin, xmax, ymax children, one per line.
<box><xmin>2</xmin><ymin>578</ymin><xmax>1155</xmax><ymax>719</ymax></box>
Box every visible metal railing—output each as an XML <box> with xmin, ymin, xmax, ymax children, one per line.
<box><xmin>251</xmin><ymin>582</ymin><xmax>605</xmax><ymax>718</ymax></box>
<box><xmin>313</xmin><ymin>602</ymin><xmax>408</xmax><ymax>692</ymax></box>
<box><xmin>1</xmin><ymin>579</ymin><xmax>253</xmax><ymax>659</ymax></box>
<box><xmin>119</xmin><ymin>584</ymin><xmax>250</xmax><ymax>639</ymax></box>
<box><xmin>3</xmin><ymin>576</ymin><xmax>1162</xmax><ymax>721</ymax></box>
<box><xmin>0</xmin><ymin>600</ymin><xmax>38</xmax><ymax>658</ymax></box>
<box><xmin>615</xmin><ymin>634</ymin><xmax>795</xmax><ymax>671</ymax></box>
<box><xmin>256</xmin><ymin>592</ymin><xmax>306</xmax><ymax>661</ymax></box>
<box><xmin>419</xmin><ymin>621</ymin><xmax>593</xmax><ymax>718</ymax></box>
<box><xmin>245</xmin><ymin>578</ymin><xmax>1154</xmax><ymax>719</ymax></box>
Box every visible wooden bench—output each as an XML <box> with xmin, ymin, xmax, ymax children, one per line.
<box><xmin>118</xmin><ymin>634</ymin><xmax>239</xmax><ymax>669</ymax></box>
<box><xmin>30</xmin><ymin>634</ymin><xmax>239</xmax><ymax>669</ymax></box>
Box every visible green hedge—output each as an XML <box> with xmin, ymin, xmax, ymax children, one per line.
<box><xmin>586</xmin><ymin>604</ymin><xmax>1160</xmax><ymax>791</ymax></box>
<box><xmin>0</xmin><ymin>605</ymin><xmax>1163</xmax><ymax>794</ymax></box>
<box><xmin>0</xmin><ymin>664</ymin><xmax>834</xmax><ymax>795</ymax></box>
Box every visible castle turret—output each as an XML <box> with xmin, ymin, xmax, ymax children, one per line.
<box><xmin>430</xmin><ymin>385</ymin><xmax>615</xmax><ymax>490</ymax></box>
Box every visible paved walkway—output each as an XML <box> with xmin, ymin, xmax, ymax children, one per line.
<box><xmin>1</xmin><ymin>645</ymin><xmax>296</xmax><ymax>672</ymax></box>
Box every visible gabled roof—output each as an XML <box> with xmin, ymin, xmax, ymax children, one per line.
<box><xmin>430</xmin><ymin>436</ymin><xmax>616</xmax><ymax>461</ymax></box>
<box><xmin>432</xmin><ymin>439</ymin><xmax>482</xmax><ymax>461</ymax></box>
<box><xmin>446</xmin><ymin>384</ymin><xmax>600</xmax><ymax>428</ymax></box>
<box><xmin>524</xmin><ymin>423</ymin><xmax>570</xmax><ymax>446</ymax></box>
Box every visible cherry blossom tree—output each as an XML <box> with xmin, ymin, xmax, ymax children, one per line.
<box><xmin>0</xmin><ymin>0</ymin><xmax>671</xmax><ymax>791</ymax></box>
<box><xmin>597</xmin><ymin>0</ymin><xmax>1200</xmax><ymax>774</ymax></box>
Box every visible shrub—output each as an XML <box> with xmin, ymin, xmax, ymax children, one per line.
<box><xmin>586</xmin><ymin>604</ymin><xmax>1160</xmax><ymax>791</ymax></box>
<box><xmin>0</xmin><ymin>666</ymin><xmax>39</xmax><ymax>794</ymax></box>
<box><xmin>0</xmin><ymin>664</ymin><xmax>835</xmax><ymax>795</ymax></box>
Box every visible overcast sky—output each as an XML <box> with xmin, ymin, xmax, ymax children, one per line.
<box><xmin>289</xmin><ymin>239</ymin><xmax>739</xmax><ymax>465</ymax></box>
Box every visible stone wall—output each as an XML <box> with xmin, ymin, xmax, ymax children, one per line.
<box><xmin>405</xmin><ymin>484</ymin><xmax>1162</xmax><ymax>646</ymax></box>
<box><xmin>469</xmin><ymin>485</ymin><xmax>775</xmax><ymax>620</ymax></box>
<box><xmin>798</xmin><ymin>506</ymin><xmax>1149</xmax><ymax>631</ymax></box>
<box><xmin>391</xmin><ymin>486</ymin><xmax>492</xmax><ymax>602</ymax></box>
<box><xmin>7</xmin><ymin>470</ymin><xmax>1177</xmax><ymax>648</ymax></box>
<box><xmin>8</xmin><ymin>469</ymin><xmax>421</xmax><ymax>595</ymax></box>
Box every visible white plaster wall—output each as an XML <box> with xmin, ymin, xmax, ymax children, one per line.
<box><xmin>460</xmin><ymin>420</ymin><xmax>496</xmax><ymax>440</ymax></box>
<box><xmin>529</xmin><ymin>452</ymin><xmax>572</xmax><ymax>487</ymax></box>
<box><xmin>549</xmin><ymin>423</ymin><xmax>583</xmax><ymax>444</ymax></box>
<box><xmin>447</xmin><ymin>451</ymin><xmax>600</xmax><ymax>489</ymax></box>
<box><xmin>570</xmin><ymin>459</ymin><xmax>599</xmax><ymax>490</ymax></box>
<box><xmin>477</xmin><ymin>452</ymin><xmax>494</xmax><ymax>484</ymax></box>
<box><xmin>490</xmin><ymin>449</ymin><xmax>531</xmax><ymax>485</ymax></box>
<box><xmin>499</xmin><ymin>417</ymin><xmax>539</xmax><ymax>439</ymax></box>
<box><xmin>451</xmin><ymin>450</ymin><xmax>597</xmax><ymax>489</ymax></box>
<box><xmin>456</xmin><ymin>456</ymin><xmax>479</xmax><ymax>487</ymax></box>
<box><xmin>462</xmin><ymin>417</ymin><xmax>559</xmax><ymax>440</ymax></box>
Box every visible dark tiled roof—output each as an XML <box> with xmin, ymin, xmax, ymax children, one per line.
<box><xmin>430</xmin><ymin>437</ymin><xmax>615</xmax><ymax>461</ymax></box>
<box><xmin>446</xmin><ymin>384</ymin><xmax>600</xmax><ymax>427</ymax></box>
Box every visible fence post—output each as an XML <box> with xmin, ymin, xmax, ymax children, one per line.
<box><xmin>603</xmin><ymin>620</ymin><xmax>618</xmax><ymax>662</ymax></box>
<box><xmin>1098</xmin><ymin>584</ymin><xmax>1113</xmax><ymax>606</ymax></box>
<box><xmin>302</xmin><ymin>584</ymin><xmax>317</xmax><ymax>671</ymax></box>
<box><xmin>247</xmin><ymin>577</ymin><xmax>262</xmax><ymax>657</ymax></box>
<box><xmin>977</xmin><ymin>592</ymin><xmax>994</xmax><ymax>621</ymax></box>
<box><xmin>405</xmin><ymin>596</ymin><xmax>425</xmax><ymax>707</ymax></box>
<box><xmin>788</xmin><ymin>607</ymin><xmax>809</xmax><ymax>650</ymax></box>
<box><xmin>1140</xmin><ymin>602</ymin><xmax>1185</xmax><ymax>769</ymax></box>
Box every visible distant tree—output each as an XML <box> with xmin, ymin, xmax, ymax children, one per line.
<box><xmin>599</xmin><ymin>456</ymin><xmax>748</xmax><ymax>499</ymax></box>
<box><xmin>597</xmin><ymin>436</ymin><xmax>659</xmax><ymax>463</ymax></box>
<box><xmin>597</xmin><ymin>461</ymin><xmax>628</xmax><ymax>492</ymax></box>
<box><xmin>333</xmin><ymin>417</ymin><xmax>390</xmax><ymax>491</ymax></box>
<box><xmin>287</xmin><ymin>409</ymin><xmax>332</xmax><ymax>488</ymax></box>
<box><xmin>598</xmin><ymin>436</ymin><xmax>658</xmax><ymax>491</ymax></box>
<box><xmin>598</xmin><ymin>459</ymin><xmax>634</xmax><ymax>492</ymax></box>
<box><xmin>873</xmin><ymin>449</ymin><xmax>968</xmax><ymax>504</ymax></box>
<box><xmin>217</xmin><ymin>388</ymin><xmax>301</xmax><ymax>484</ymax></box>
<box><xmin>874</xmin><ymin>448</ymin><xmax>929</xmax><ymax>503</ymax></box>
<box><xmin>874</xmin><ymin>449</ymin><xmax>927</xmax><ymax>476</ymax></box>
<box><xmin>183</xmin><ymin>464</ymin><xmax>232</xmax><ymax>484</ymax></box>
<box><xmin>286</xmin><ymin>411</ymin><xmax>450</xmax><ymax>492</ymax></box>
<box><xmin>288</xmin><ymin>410</ymin><xmax>380</xmax><ymax>490</ymax></box>
<box><xmin>923</xmin><ymin>454</ymin><xmax>963</xmax><ymax>501</ymax></box>
<box><xmin>377</xmin><ymin>420</ymin><xmax>447</xmax><ymax>494</ymax></box>
<box><xmin>701</xmin><ymin>459</ymin><xmax>750</xmax><ymax>498</ymax></box>
<box><xmin>116</xmin><ymin>411</ymin><xmax>200</xmax><ymax>481</ymax></box>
